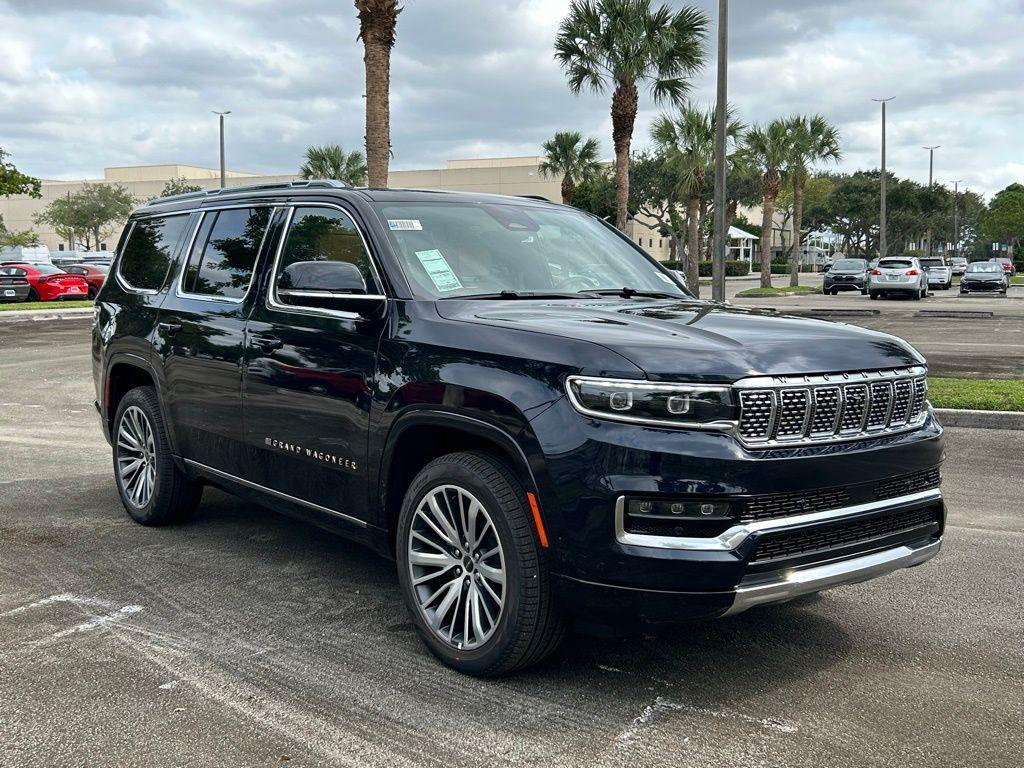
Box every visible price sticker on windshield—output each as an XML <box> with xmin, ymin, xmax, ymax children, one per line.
<box><xmin>388</xmin><ymin>219</ymin><xmax>422</xmax><ymax>231</ymax></box>
<box><xmin>415</xmin><ymin>249</ymin><xmax>463</xmax><ymax>292</ymax></box>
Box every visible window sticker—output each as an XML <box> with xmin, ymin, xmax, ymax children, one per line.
<box><xmin>388</xmin><ymin>219</ymin><xmax>422</xmax><ymax>231</ymax></box>
<box><xmin>415</xmin><ymin>249</ymin><xmax>463</xmax><ymax>292</ymax></box>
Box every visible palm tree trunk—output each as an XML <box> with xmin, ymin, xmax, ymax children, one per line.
<box><xmin>561</xmin><ymin>177</ymin><xmax>574</xmax><ymax>206</ymax></box>
<box><xmin>790</xmin><ymin>183</ymin><xmax>804</xmax><ymax>287</ymax></box>
<box><xmin>610</xmin><ymin>83</ymin><xmax>638</xmax><ymax>231</ymax></box>
<box><xmin>759</xmin><ymin>194</ymin><xmax>776</xmax><ymax>289</ymax></box>
<box><xmin>687</xmin><ymin>194</ymin><xmax>701</xmax><ymax>293</ymax></box>
<box><xmin>357</xmin><ymin>2</ymin><xmax>399</xmax><ymax>188</ymax></box>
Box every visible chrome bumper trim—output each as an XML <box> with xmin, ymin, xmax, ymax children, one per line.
<box><xmin>614</xmin><ymin>488</ymin><xmax>943</xmax><ymax>552</ymax></box>
<box><xmin>724</xmin><ymin>537</ymin><xmax>942</xmax><ymax>615</ymax></box>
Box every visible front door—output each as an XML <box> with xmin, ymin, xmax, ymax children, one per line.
<box><xmin>156</xmin><ymin>205</ymin><xmax>274</xmax><ymax>475</ymax></box>
<box><xmin>242</xmin><ymin>204</ymin><xmax>388</xmax><ymax>523</ymax></box>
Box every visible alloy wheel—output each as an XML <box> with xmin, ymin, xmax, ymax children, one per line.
<box><xmin>407</xmin><ymin>484</ymin><xmax>506</xmax><ymax>650</ymax></box>
<box><xmin>116</xmin><ymin>405</ymin><xmax>157</xmax><ymax>508</ymax></box>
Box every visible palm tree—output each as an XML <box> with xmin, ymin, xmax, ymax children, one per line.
<box><xmin>651</xmin><ymin>103</ymin><xmax>743</xmax><ymax>291</ymax></box>
<box><xmin>785</xmin><ymin>115</ymin><xmax>841</xmax><ymax>285</ymax></box>
<box><xmin>539</xmin><ymin>131</ymin><xmax>603</xmax><ymax>205</ymax></box>
<box><xmin>744</xmin><ymin>120</ymin><xmax>793</xmax><ymax>288</ymax></box>
<box><xmin>355</xmin><ymin>0</ymin><xmax>402</xmax><ymax>188</ymax></box>
<box><xmin>555</xmin><ymin>0</ymin><xmax>708</xmax><ymax>231</ymax></box>
<box><xmin>299</xmin><ymin>144</ymin><xmax>368</xmax><ymax>186</ymax></box>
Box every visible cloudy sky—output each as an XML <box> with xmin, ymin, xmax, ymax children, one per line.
<box><xmin>1</xmin><ymin>0</ymin><xmax>1021</xmax><ymax>196</ymax></box>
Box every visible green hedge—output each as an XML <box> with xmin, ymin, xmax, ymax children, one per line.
<box><xmin>769</xmin><ymin>263</ymin><xmax>816</xmax><ymax>274</ymax></box>
<box><xmin>662</xmin><ymin>260</ymin><xmax>750</xmax><ymax>277</ymax></box>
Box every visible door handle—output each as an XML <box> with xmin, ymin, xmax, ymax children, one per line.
<box><xmin>252</xmin><ymin>335</ymin><xmax>283</xmax><ymax>353</ymax></box>
<box><xmin>157</xmin><ymin>321</ymin><xmax>182</xmax><ymax>336</ymax></box>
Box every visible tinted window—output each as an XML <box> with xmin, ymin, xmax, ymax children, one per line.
<box><xmin>182</xmin><ymin>207</ymin><xmax>270</xmax><ymax>299</ymax></box>
<box><xmin>29</xmin><ymin>264</ymin><xmax>63</xmax><ymax>275</ymax></box>
<box><xmin>273</xmin><ymin>207</ymin><xmax>379</xmax><ymax>305</ymax></box>
<box><xmin>65</xmin><ymin>266</ymin><xmax>86</xmax><ymax>275</ymax></box>
<box><xmin>919</xmin><ymin>258</ymin><xmax>944</xmax><ymax>267</ymax></box>
<box><xmin>879</xmin><ymin>259</ymin><xmax>913</xmax><ymax>269</ymax></box>
<box><xmin>120</xmin><ymin>215</ymin><xmax>190</xmax><ymax>290</ymax></box>
<box><xmin>0</xmin><ymin>267</ymin><xmax>26</xmax><ymax>277</ymax></box>
<box><xmin>832</xmin><ymin>259</ymin><xmax>866</xmax><ymax>270</ymax></box>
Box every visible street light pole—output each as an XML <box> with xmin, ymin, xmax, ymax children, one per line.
<box><xmin>872</xmin><ymin>97</ymin><xmax>895</xmax><ymax>259</ymax></box>
<box><xmin>923</xmin><ymin>145</ymin><xmax>939</xmax><ymax>259</ymax></box>
<box><xmin>953</xmin><ymin>183</ymin><xmax>959</xmax><ymax>260</ymax></box>
<box><xmin>711</xmin><ymin>0</ymin><xmax>729</xmax><ymax>302</ymax></box>
<box><xmin>212</xmin><ymin>110</ymin><xmax>231</xmax><ymax>188</ymax></box>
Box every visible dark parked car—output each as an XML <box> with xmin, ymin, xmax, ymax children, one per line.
<box><xmin>822</xmin><ymin>258</ymin><xmax>869</xmax><ymax>295</ymax></box>
<box><xmin>63</xmin><ymin>263</ymin><xmax>110</xmax><ymax>299</ymax></box>
<box><xmin>92</xmin><ymin>181</ymin><xmax>945</xmax><ymax>675</ymax></box>
<box><xmin>0</xmin><ymin>266</ymin><xmax>32</xmax><ymax>302</ymax></box>
<box><xmin>0</xmin><ymin>261</ymin><xmax>90</xmax><ymax>301</ymax></box>
<box><xmin>960</xmin><ymin>262</ymin><xmax>1008</xmax><ymax>295</ymax></box>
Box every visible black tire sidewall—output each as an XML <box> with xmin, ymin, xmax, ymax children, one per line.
<box><xmin>112</xmin><ymin>387</ymin><xmax>172</xmax><ymax>524</ymax></box>
<box><xmin>396</xmin><ymin>455</ymin><xmax>536</xmax><ymax>675</ymax></box>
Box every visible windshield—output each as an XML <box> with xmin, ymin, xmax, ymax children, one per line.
<box><xmin>967</xmin><ymin>263</ymin><xmax>1001</xmax><ymax>273</ymax></box>
<box><xmin>373</xmin><ymin>202</ymin><xmax>688</xmax><ymax>300</ymax></box>
<box><xmin>832</xmin><ymin>259</ymin><xmax>866</xmax><ymax>271</ymax></box>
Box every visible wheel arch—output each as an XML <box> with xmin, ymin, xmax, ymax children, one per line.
<box><xmin>104</xmin><ymin>356</ymin><xmax>163</xmax><ymax>442</ymax></box>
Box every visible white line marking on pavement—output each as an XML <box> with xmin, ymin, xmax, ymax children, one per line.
<box><xmin>0</xmin><ymin>593</ymin><xmax>115</xmax><ymax>618</ymax></box>
<box><xmin>49</xmin><ymin>605</ymin><xmax>143</xmax><ymax>638</ymax></box>
<box><xmin>616</xmin><ymin>696</ymin><xmax>799</xmax><ymax>747</ymax></box>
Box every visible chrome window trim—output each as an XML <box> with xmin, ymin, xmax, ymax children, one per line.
<box><xmin>265</xmin><ymin>204</ymin><xmax>389</xmax><ymax>322</ymax></box>
<box><xmin>564</xmin><ymin>375</ymin><xmax>737</xmax><ymax>432</ymax></box>
<box><xmin>614</xmin><ymin>487</ymin><xmax>942</xmax><ymax>552</ymax></box>
<box><xmin>174</xmin><ymin>205</ymin><xmax>275</xmax><ymax>304</ymax></box>
<box><xmin>114</xmin><ymin>213</ymin><xmax>194</xmax><ymax>295</ymax></box>
<box><xmin>183</xmin><ymin>459</ymin><xmax>367</xmax><ymax>528</ymax></box>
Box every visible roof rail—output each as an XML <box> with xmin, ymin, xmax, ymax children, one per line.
<box><xmin>146</xmin><ymin>179</ymin><xmax>352</xmax><ymax>206</ymax></box>
<box><xmin>517</xmin><ymin>194</ymin><xmax>553</xmax><ymax>203</ymax></box>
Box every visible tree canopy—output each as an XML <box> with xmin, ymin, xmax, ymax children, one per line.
<box><xmin>299</xmin><ymin>144</ymin><xmax>368</xmax><ymax>186</ymax></box>
<box><xmin>35</xmin><ymin>184</ymin><xmax>136</xmax><ymax>250</ymax></box>
<box><xmin>979</xmin><ymin>183</ymin><xmax>1024</xmax><ymax>250</ymax></box>
<box><xmin>0</xmin><ymin>147</ymin><xmax>41</xmax><ymax>199</ymax></box>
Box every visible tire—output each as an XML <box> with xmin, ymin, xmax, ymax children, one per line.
<box><xmin>27</xmin><ymin>287</ymin><xmax>39</xmax><ymax>302</ymax></box>
<box><xmin>396</xmin><ymin>451</ymin><xmax>565</xmax><ymax>676</ymax></box>
<box><xmin>861</xmin><ymin>287</ymin><xmax>868</xmax><ymax>296</ymax></box>
<box><xmin>112</xmin><ymin>386</ymin><xmax>202</xmax><ymax>526</ymax></box>
<box><xmin>913</xmin><ymin>289</ymin><xmax>921</xmax><ymax>301</ymax></box>
<box><xmin>88</xmin><ymin>286</ymin><xmax>97</xmax><ymax>300</ymax></box>
<box><xmin>869</xmin><ymin>292</ymin><xmax>878</xmax><ymax>300</ymax></box>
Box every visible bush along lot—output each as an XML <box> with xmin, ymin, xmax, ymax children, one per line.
<box><xmin>928</xmin><ymin>378</ymin><xmax>1024</xmax><ymax>412</ymax></box>
<box><xmin>663</xmin><ymin>260</ymin><xmax>751</xmax><ymax>277</ymax></box>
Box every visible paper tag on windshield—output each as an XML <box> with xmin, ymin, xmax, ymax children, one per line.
<box><xmin>415</xmin><ymin>249</ymin><xmax>462</xmax><ymax>292</ymax></box>
<box><xmin>388</xmin><ymin>219</ymin><xmax>422</xmax><ymax>231</ymax></box>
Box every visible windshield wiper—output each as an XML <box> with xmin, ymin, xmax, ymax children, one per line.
<box><xmin>584</xmin><ymin>287</ymin><xmax>684</xmax><ymax>299</ymax></box>
<box><xmin>441</xmin><ymin>290</ymin><xmax>585</xmax><ymax>300</ymax></box>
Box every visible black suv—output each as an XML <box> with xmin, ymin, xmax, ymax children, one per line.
<box><xmin>92</xmin><ymin>181</ymin><xmax>945</xmax><ymax>675</ymax></box>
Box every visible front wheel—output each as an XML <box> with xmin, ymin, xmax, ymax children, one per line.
<box><xmin>869</xmin><ymin>291</ymin><xmax>879</xmax><ymax>300</ymax></box>
<box><xmin>112</xmin><ymin>386</ymin><xmax>203</xmax><ymax>525</ymax></box>
<box><xmin>396</xmin><ymin>451</ymin><xmax>565</xmax><ymax>676</ymax></box>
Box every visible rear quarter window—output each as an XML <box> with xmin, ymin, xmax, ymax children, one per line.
<box><xmin>118</xmin><ymin>214</ymin><xmax>191</xmax><ymax>291</ymax></box>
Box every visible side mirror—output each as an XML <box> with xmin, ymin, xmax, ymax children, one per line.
<box><xmin>279</xmin><ymin>260</ymin><xmax>368</xmax><ymax>294</ymax></box>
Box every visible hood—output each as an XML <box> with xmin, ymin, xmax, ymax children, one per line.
<box><xmin>435</xmin><ymin>298</ymin><xmax>924</xmax><ymax>381</ymax></box>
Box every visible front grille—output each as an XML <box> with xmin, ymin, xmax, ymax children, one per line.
<box><xmin>737</xmin><ymin>468</ymin><xmax>941</xmax><ymax>523</ymax></box>
<box><xmin>736</xmin><ymin>368</ymin><xmax>928</xmax><ymax>448</ymax></box>
<box><xmin>751</xmin><ymin>506</ymin><xmax>941</xmax><ymax>563</ymax></box>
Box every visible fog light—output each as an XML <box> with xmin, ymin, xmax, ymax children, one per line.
<box><xmin>626</xmin><ymin>498</ymin><xmax>730</xmax><ymax>520</ymax></box>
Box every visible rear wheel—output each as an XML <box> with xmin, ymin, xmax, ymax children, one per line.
<box><xmin>27</xmin><ymin>287</ymin><xmax>39</xmax><ymax>302</ymax></box>
<box><xmin>113</xmin><ymin>386</ymin><xmax>202</xmax><ymax>525</ymax></box>
<box><xmin>396</xmin><ymin>451</ymin><xmax>565</xmax><ymax>676</ymax></box>
<box><xmin>869</xmin><ymin>291</ymin><xmax>879</xmax><ymax>300</ymax></box>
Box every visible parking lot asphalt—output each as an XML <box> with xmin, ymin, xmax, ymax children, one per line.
<box><xmin>2</xmin><ymin>321</ymin><xmax>1022</xmax><ymax>767</ymax></box>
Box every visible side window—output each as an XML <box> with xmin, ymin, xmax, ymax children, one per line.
<box><xmin>65</xmin><ymin>266</ymin><xmax>85</xmax><ymax>275</ymax></box>
<box><xmin>0</xmin><ymin>267</ymin><xmax>27</xmax><ymax>277</ymax></box>
<box><xmin>181</xmin><ymin>207</ymin><xmax>270</xmax><ymax>299</ymax></box>
<box><xmin>273</xmin><ymin>207</ymin><xmax>379</xmax><ymax>308</ymax></box>
<box><xmin>119</xmin><ymin>214</ymin><xmax>191</xmax><ymax>291</ymax></box>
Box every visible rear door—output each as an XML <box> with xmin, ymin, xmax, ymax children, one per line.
<box><xmin>154</xmin><ymin>205</ymin><xmax>274</xmax><ymax>475</ymax></box>
<box><xmin>242</xmin><ymin>202</ymin><xmax>389</xmax><ymax>523</ymax></box>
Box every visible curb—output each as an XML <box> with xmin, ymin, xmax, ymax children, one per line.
<box><xmin>935</xmin><ymin>408</ymin><xmax>1024</xmax><ymax>430</ymax></box>
<box><xmin>0</xmin><ymin>308</ymin><xmax>94</xmax><ymax>324</ymax></box>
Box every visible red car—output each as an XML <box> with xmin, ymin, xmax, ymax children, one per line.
<box><xmin>0</xmin><ymin>262</ymin><xmax>90</xmax><ymax>301</ymax></box>
<box><xmin>990</xmin><ymin>256</ymin><xmax>1016</xmax><ymax>276</ymax></box>
<box><xmin>63</xmin><ymin>263</ymin><xmax>110</xmax><ymax>299</ymax></box>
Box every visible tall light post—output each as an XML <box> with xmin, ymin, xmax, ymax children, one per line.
<box><xmin>872</xmin><ymin>97</ymin><xmax>895</xmax><ymax>258</ymax></box>
<box><xmin>953</xmin><ymin>181</ymin><xmax>961</xmax><ymax>259</ymax></box>
<box><xmin>923</xmin><ymin>145</ymin><xmax>939</xmax><ymax>258</ymax></box>
<box><xmin>212</xmin><ymin>110</ymin><xmax>231</xmax><ymax>188</ymax></box>
<box><xmin>711</xmin><ymin>0</ymin><xmax>729</xmax><ymax>302</ymax></box>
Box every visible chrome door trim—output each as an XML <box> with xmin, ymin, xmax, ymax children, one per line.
<box><xmin>183</xmin><ymin>458</ymin><xmax>368</xmax><ymax>528</ymax></box>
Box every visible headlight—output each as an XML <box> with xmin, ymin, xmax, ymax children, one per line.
<box><xmin>565</xmin><ymin>376</ymin><xmax>737</xmax><ymax>428</ymax></box>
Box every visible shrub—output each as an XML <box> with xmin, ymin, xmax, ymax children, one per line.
<box><xmin>662</xmin><ymin>260</ymin><xmax>750</xmax><ymax>277</ymax></box>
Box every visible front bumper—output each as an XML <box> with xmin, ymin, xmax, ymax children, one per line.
<box><xmin>824</xmin><ymin>277</ymin><xmax>865</xmax><ymax>291</ymax></box>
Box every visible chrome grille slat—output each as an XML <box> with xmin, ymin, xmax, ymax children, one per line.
<box><xmin>736</xmin><ymin>367</ymin><xmax>929</xmax><ymax>449</ymax></box>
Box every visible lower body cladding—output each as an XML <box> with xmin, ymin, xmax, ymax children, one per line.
<box><xmin>542</xmin><ymin>415</ymin><xmax>945</xmax><ymax>625</ymax></box>
<box><xmin>824</xmin><ymin>280</ymin><xmax>865</xmax><ymax>293</ymax></box>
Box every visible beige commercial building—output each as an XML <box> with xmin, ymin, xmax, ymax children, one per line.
<box><xmin>1</xmin><ymin>155</ymin><xmax>789</xmax><ymax>262</ymax></box>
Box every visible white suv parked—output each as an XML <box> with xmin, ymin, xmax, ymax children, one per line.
<box><xmin>868</xmin><ymin>257</ymin><xmax>929</xmax><ymax>300</ymax></box>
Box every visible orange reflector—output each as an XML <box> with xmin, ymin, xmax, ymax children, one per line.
<box><xmin>526</xmin><ymin>492</ymin><xmax>549</xmax><ymax>548</ymax></box>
